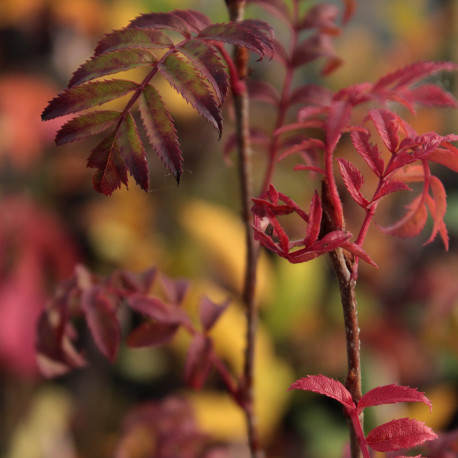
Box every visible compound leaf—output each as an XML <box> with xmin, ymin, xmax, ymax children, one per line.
<box><xmin>127</xmin><ymin>321</ymin><xmax>179</xmax><ymax>347</ymax></box>
<box><xmin>338</xmin><ymin>158</ymin><xmax>368</xmax><ymax>208</ymax></box>
<box><xmin>128</xmin><ymin>10</ymin><xmax>192</xmax><ymax>35</ymax></box>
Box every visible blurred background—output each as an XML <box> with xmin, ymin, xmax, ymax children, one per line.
<box><xmin>0</xmin><ymin>0</ymin><xmax>457</xmax><ymax>457</ymax></box>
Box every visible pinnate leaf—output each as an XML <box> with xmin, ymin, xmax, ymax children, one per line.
<box><xmin>116</xmin><ymin>113</ymin><xmax>148</xmax><ymax>191</ymax></box>
<box><xmin>172</xmin><ymin>9</ymin><xmax>212</xmax><ymax>32</ymax></box>
<box><xmin>338</xmin><ymin>158</ymin><xmax>368</xmax><ymax>208</ymax></box>
<box><xmin>127</xmin><ymin>321</ymin><xmax>179</xmax><ymax>348</ymax></box>
<box><xmin>159</xmin><ymin>53</ymin><xmax>222</xmax><ymax>137</ymax></box>
<box><xmin>56</xmin><ymin>111</ymin><xmax>121</xmax><ymax>145</ymax></box>
<box><xmin>304</xmin><ymin>191</ymin><xmax>322</xmax><ymax>247</ymax></box>
<box><xmin>95</xmin><ymin>28</ymin><xmax>173</xmax><ymax>55</ymax></box>
<box><xmin>185</xmin><ymin>334</ymin><xmax>213</xmax><ymax>389</ymax></box>
<box><xmin>139</xmin><ymin>84</ymin><xmax>183</xmax><ymax>183</ymax></box>
<box><xmin>358</xmin><ymin>385</ymin><xmax>432</xmax><ymax>412</ymax></box>
<box><xmin>424</xmin><ymin>176</ymin><xmax>447</xmax><ymax>248</ymax></box>
<box><xmin>372</xmin><ymin>180</ymin><xmax>411</xmax><ymax>203</ymax></box>
<box><xmin>428</xmin><ymin>144</ymin><xmax>458</xmax><ymax>172</ymax></box>
<box><xmin>42</xmin><ymin>80</ymin><xmax>137</xmax><ymax>120</ymax></box>
<box><xmin>128</xmin><ymin>10</ymin><xmax>193</xmax><ymax>35</ymax></box>
<box><xmin>406</xmin><ymin>84</ymin><xmax>458</xmax><ymax>108</ymax></box>
<box><xmin>289</xmin><ymin>374</ymin><xmax>355</xmax><ymax>410</ymax></box>
<box><xmin>366</xmin><ymin>418</ymin><xmax>437</xmax><ymax>452</ymax></box>
<box><xmin>81</xmin><ymin>287</ymin><xmax>121</xmax><ymax>362</ymax></box>
<box><xmin>87</xmin><ymin>132</ymin><xmax>128</xmax><ymax>195</ymax></box>
<box><xmin>69</xmin><ymin>49</ymin><xmax>156</xmax><ymax>88</ymax></box>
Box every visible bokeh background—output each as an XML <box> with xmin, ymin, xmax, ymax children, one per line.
<box><xmin>0</xmin><ymin>0</ymin><xmax>457</xmax><ymax>457</ymax></box>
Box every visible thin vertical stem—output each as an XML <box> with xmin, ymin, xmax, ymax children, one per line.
<box><xmin>224</xmin><ymin>1</ymin><xmax>263</xmax><ymax>457</ymax></box>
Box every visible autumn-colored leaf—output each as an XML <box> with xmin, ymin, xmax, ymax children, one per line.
<box><xmin>178</xmin><ymin>40</ymin><xmax>229</xmax><ymax>104</ymax></box>
<box><xmin>185</xmin><ymin>334</ymin><xmax>214</xmax><ymax>389</ymax></box>
<box><xmin>42</xmin><ymin>80</ymin><xmax>137</xmax><ymax>120</ymax></box>
<box><xmin>199</xmin><ymin>296</ymin><xmax>230</xmax><ymax>332</ymax></box>
<box><xmin>358</xmin><ymin>385</ymin><xmax>433</xmax><ymax>413</ymax></box>
<box><xmin>116</xmin><ymin>112</ymin><xmax>149</xmax><ymax>191</ymax></box>
<box><xmin>81</xmin><ymin>287</ymin><xmax>121</xmax><ymax>362</ymax></box>
<box><xmin>367</xmin><ymin>109</ymin><xmax>399</xmax><ymax>153</ymax></box>
<box><xmin>303</xmin><ymin>191</ymin><xmax>322</xmax><ymax>247</ymax></box>
<box><xmin>158</xmin><ymin>53</ymin><xmax>223</xmax><ymax>137</ymax></box>
<box><xmin>128</xmin><ymin>10</ymin><xmax>193</xmax><ymax>36</ymax></box>
<box><xmin>56</xmin><ymin>111</ymin><xmax>121</xmax><ymax>145</ymax></box>
<box><xmin>94</xmin><ymin>28</ymin><xmax>173</xmax><ymax>55</ymax></box>
<box><xmin>424</xmin><ymin>176</ymin><xmax>448</xmax><ymax>249</ymax></box>
<box><xmin>160</xmin><ymin>274</ymin><xmax>189</xmax><ymax>305</ymax></box>
<box><xmin>351</xmin><ymin>130</ymin><xmax>385</xmax><ymax>177</ymax></box>
<box><xmin>127</xmin><ymin>321</ymin><xmax>179</xmax><ymax>348</ymax></box>
<box><xmin>139</xmin><ymin>84</ymin><xmax>183</xmax><ymax>183</ymax></box>
<box><xmin>366</xmin><ymin>418</ymin><xmax>437</xmax><ymax>452</ymax></box>
<box><xmin>291</xmin><ymin>34</ymin><xmax>336</xmax><ymax>68</ymax></box>
<box><xmin>372</xmin><ymin>180</ymin><xmax>411</xmax><ymax>203</ymax></box>
<box><xmin>172</xmin><ymin>9</ymin><xmax>212</xmax><ymax>32</ymax></box>
<box><xmin>338</xmin><ymin>158</ymin><xmax>368</xmax><ymax>208</ymax></box>
<box><xmin>289</xmin><ymin>374</ymin><xmax>355</xmax><ymax>410</ymax></box>
<box><xmin>87</xmin><ymin>132</ymin><xmax>128</xmax><ymax>195</ymax></box>
<box><xmin>326</xmin><ymin>101</ymin><xmax>351</xmax><ymax>152</ymax></box>
<box><xmin>69</xmin><ymin>49</ymin><xmax>156</xmax><ymax>88</ymax></box>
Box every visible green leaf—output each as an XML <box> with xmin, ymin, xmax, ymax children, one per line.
<box><xmin>159</xmin><ymin>52</ymin><xmax>222</xmax><ymax>137</ymax></box>
<box><xmin>87</xmin><ymin>132</ymin><xmax>128</xmax><ymax>195</ymax></box>
<box><xmin>69</xmin><ymin>49</ymin><xmax>156</xmax><ymax>87</ymax></box>
<box><xmin>178</xmin><ymin>40</ymin><xmax>228</xmax><ymax>104</ymax></box>
<box><xmin>139</xmin><ymin>84</ymin><xmax>183</xmax><ymax>183</ymax></box>
<box><xmin>116</xmin><ymin>113</ymin><xmax>149</xmax><ymax>191</ymax></box>
<box><xmin>42</xmin><ymin>79</ymin><xmax>137</xmax><ymax>120</ymax></box>
<box><xmin>95</xmin><ymin>27</ymin><xmax>173</xmax><ymax>55</ymax></box>
<box><xmin>56</xmin><ymin>111</ymin><xmax>121</xmax><ymax>145</ymax></box>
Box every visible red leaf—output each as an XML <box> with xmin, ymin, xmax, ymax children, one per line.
<box><xmin>128</xmin><ymin>294</ymin><xmax>191</xmax><ymax>326</ymax></box>
<box><xmin>198</xmin><ymin>20</ymin><xmax>274</xmax><ymax>59</ymax></box>
<box><xmin>178</xmin><ymin>40</ymin><xmax>229</xmax><ymax>104</ymax></box>
<box><xmin>338</xmin><ymin>158</ymin><xmax>369</xmax><ymax>208</ymax></box>
<box><xmin>127</xmin><ymin>321</ymin><xmax>179</xmax><ymax>347</ymax></box>
<box><xmin>87</xmin><ymin>132</ymin><xmax>132</xmax><ymax>195</ymax></box>
<box><xmin>160</xmin><ymin>274</ymin><xmax>189</xmax><ymax>305</ymax></box>
<box><xmin>424</xmin><ymin>176</ymin><xmax>448</xmax><ymax>249</ymax></box>
<box><xmin>289</xmin><ymin>375</ymin><xmax>355</xmax><ymax>410</ymax></box>
<box><xmin>87</xmin><ymin>132</ymin><xmax>128</xmax><ymax>195</ymax></box>
<box><xmin>366</xmin><ymin>418</ymin><xmax>437</xmax><ymax>452</ymax></box>
<box><xmin>406</xmin><ymin>84</ymin><xmax>458</xmax><ymax>108</ymax></box>
<box><xmin>116</xmin><ymin>113</ymin><xmax>149</xmax><ymax>191</ymax></box>
<box><xmin>341</xmin><ymin>241</ymin><xmax>378</xmax><ymax>267</ymax></box>
<box><xmin>326</xmin><ymin>101</ymin><xmax>351</xmax><ymax>152</ymax></box>
<box><xmin>170</xmin><ymin>10</ymin><xmax>211</xmax><ymax>32</ymax></box>
<box><xmin>111</xmin><ymin>267</ymin><xmax>157</xmax><ymax>293</ymax></box>
<box><xmin>94</xmin><ymin>28</ymin><xmax>173</xmax><ymax>55</ymax></box>
<box><xmin>81</xmin><ymin>287</ymin><xmax>121</xmax><ymax>362</ymax></box>
<box><xmin>358</xmin><ymin>385</ymin><xmax>433</xmax><ymax>412</ymax></box>
<box><xmin>185</xmin><ymin>334</ymin><xmax>213</xmax><ymax>389</ymax></box>
<box><xmin>372</xmin><ymin>180</ymin><xmax>411</xmax><ymax>203</ymax></box>
<box><xmin>428</xmin><ymin>145</ymin><xmax>458</xmax><ymax>172</ymax></box>
<box><xmin>300</xmin><ymin>4</ymin><xmax>340</xmax><ymax>34</ymax></box>
<box><xmin>199</xmin><ymin>296</ymin><xmax>230</xmax><ymax>332</ymax></box>
<box><xmin>139</xmin><ymin>84</ymin><xmax>183</xmax><ymax>183</ymax></box>
<box><xmin>291</xmin><ymin>34</ymin><xmax>336</xmax><ymax>68</ymax></box>
<box><xmin>159</xmin><ymin>53</ymin><xmax>222</xmax><ymax>137</ymax></box>
<box><xmin>69</xmin><ymin>49</ymin><xmax>156</xmax><ymax>88</ymax></box>
<box><xmin>42</xmin><ymin>80</ymin><xmax>137</xmax><ymax>120</ymax></box>
<box><xmin>304</xmin><ymin>191</ymin><xmax>322</xmax><ymax>247</ymax></box>
<box><xmin>56</xmin><ymin>111</ymin><xmax>121</xmax><ymax>145</ymax></box>
<box><xmin>379</xmin><ymin>195</ymin><xmax>428</xmax><ymax>238</ymax></box>
<box><xmin>351</xmin><ymin>130</ymin><xmax>385</xmax><ymax>177</ymax></box>
<box><xmin>368</xmin><ymin>109</ymin><xmax>399</xmax><ymax>153</ymax></box>
<box><xmin>373</xmin><ymin>61</ymin><xmax>458</xmax><ymax>91</ymax></box>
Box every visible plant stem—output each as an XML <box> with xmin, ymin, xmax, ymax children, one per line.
<box><xmin>224</xmin><ymin>1</ymin><xmax>263</xmax><ymax>457</ymax></box>
<box><xmin>322</xmin><ymin>180</ymin><xmax>363</xmax><ymax>458</ymax></box>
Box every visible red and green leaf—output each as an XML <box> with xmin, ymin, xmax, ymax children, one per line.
<box><xmin>95</xmin><ymin>28</ymin><xmax>173</xmax><ymax>55</ymax></box>
<box><xmin>139</xmin><ymin>84</ymin><xmax>183</xmax><ymax>183</ymax></box>
<box><xmin>116</xmin><ymin>113</ymin><xmax>149</xmax><ymax>191</ymax></box>
<box><xmin>69</xmin><ymin>49</ymin><xmax>156</xmax><ymax>88</ymax></box>
<box><xmin>128</xmin><ymin>10</ymin><xmax>193</xmax><ymax>36</ymax></box>
<box><xmin>56</xmin><ymin>111</ymin><xmax>121</xmax><ymax>145</ymax></box>
<box><xmin>159</xmin><ymin>52</ymin><xmax>222</xmax><ymax>136</ymax></box>
<box><xmin>87</xmin><ymin>132</ymin><xmax>128</xmax><ymax>195</ymax></box>
<box><xmin>42</xmin><ymin>80</ymin><xmax>137</xmax><ymax>120</ymax></box>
